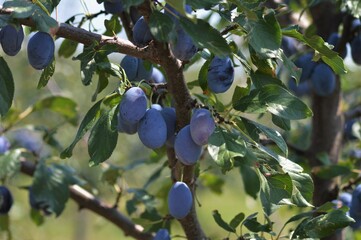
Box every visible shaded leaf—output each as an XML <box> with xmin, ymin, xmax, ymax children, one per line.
<box><xmin>0</xmin><ymin>57</ymin><xmax>14</xmax><ymax>117</ymax></box>
<box><xmin>38</xmin><ymin>58</ymin><xmax>55</xmax><ymax>89</ymax></box>
<box><xmin>212</xmin><ymin>210</ymin><xmax>235</xmax><ymax>233</ymax></box>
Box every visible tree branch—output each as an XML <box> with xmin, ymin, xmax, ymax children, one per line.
<box><xmin>20</xmin><ymin>159</ymin><xmax>153</xmax><ymax>240</ymax></box>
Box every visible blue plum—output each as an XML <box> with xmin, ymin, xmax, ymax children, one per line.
<box><xmin>190</xmin><ymin>108</ymin><xmax>215</xmax><ymax>145</ymax></box>
<box><xmin>27</xmin><ymin>32</ymin><xmax>55</xmax><ymax>70</ymax></box>
<box><xmin>350</xmin><ymin>184</ymin><xmax>361</xmax><ymax>229</ymax></box>
<box><xmin>103</xmin><ymin>0</ymin><xmax>123</xmax><ymax>14</ymax></box>
<box><xmin>138</xmin><ymin>108</ymin><xmax>167</xmax><ymax>149</ymax></box>
<box><xmin>288</xmin><ymin>80</ymin><xmax>311</xmax><ymax>97</ymax></box>
<box><xmin>161</xmin><ymin>107</ymin><xmax>176</xmax><ymax>144</ymax></box>
<box><xmin>120</xmin><ymin>55</ymin><xmax>153</xmax><ymax>82</ymax></box>
<box><xmin>133</xmin><ymin>17</ymin><xmax>153</xmax><ymax>47</ymax></box>
<box><xmin>154</xmin><ymin>228</ymin><xmax>170</xmax><ymax>240</ymax></box>
<box><xmin>281</xmin><ymin>36</ymin><xmax>297</xmax><ymax>57</ymax></box>
<box><xmin>294</xmin><ymin>53</ymin><xmax>317</xmax><ymax>82</ymax></box>
<box><xmin>151</xmin><ymin>104</ymin><xmax>163</xmax><ymax>111</ymax></box>
<box><xmin>327</xmin><ymin>32</ymin><xmax>347</xmax><ymax>59</ymax></box>
<box><xmin>170</xmin><ymin>27</ymin><xmax>197</xmax><ymax>61</ymax></box>
<box><xmin>351</xmin><ymin>34</ymin><xmax>361</xmax><ymax>65</ymax></box>
<box><xmin>117</xmin><ymin>112</ymin><xmax>138</xmax><ymax>134</ymax></box>
<box><xmin>148</xmin><ymin>68</ymin><xmax>166</xmax><ymax>83</ymax></box>
<box><xmin>310</xmin><ymin>63</ymin><xmax>336</xmax><ymax>96</ymax></box>
<box><xmin>174</xmin><ymin>125</ymin><xmax>202</xmax><ymax>165</ymax></box>
<box><xmin>12</xmin><ymin>129</ymin><xmax>45</xmax><ymax>156</ymax></box>
<box><xmin>119</xmin><ymin>87</ymin><xmax>147</xmax><ymax>124</ymax></box>
<box><xmin>0</xmin><ymin>24</ymin><xmax>24</xmax><ymax>56</ymax></box>
<box><xmin>0</xmin><ymin>136</ymin><xmax>10</xmax><ymax>154</ymax></box>
<box><xmin>0</xmin><ymin>186</ymin><xmax>13</xmax><ymax>214</ymax></box>
<box><xmin>207</xmin><ymin>56</ymin><xmax>234</xmax><ymax>93</ymax></box>
<box><xmin>344</xmin><ymin>119</ymin><xmax>358</xmax><ymax>140</ymax></box>
<box><xmin>339</xmin><ymin>192</ymin><xmax>352</xmax><ymax>208</ymax></box>
<box><xmin>168</xmin><ymin>181</ymin><xmax>193</xmax><ymax>219</ymax></box>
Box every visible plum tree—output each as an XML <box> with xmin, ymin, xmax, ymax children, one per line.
<box><xmin>0</xmin><ymin>136</ymin><xmax>10</xmax><ymax>154</ymax></box>
<box><xmin>133</xmin><ymin>16</ymin><xmax>153</xmax><ymax>47</ymax></box>
<box><xmin>0</xmin><ymin>24</ymin><xmax>24</xmax><ymax>56</ymax></box>
<box><xmin>174</xmin><ymin>125</ymin><xmax>202</xmax><ymax>165</ymax></box>
<box><xmin>153</xmin><ymin>228</ymin><xmax>170</xmax><ymax>240</ymax></box>
<box><xmin>190</xmin><ymin>108</ymin><xmax>215</xmax><ymax>146</ymax></box>
<box><xmin>118</xmin><ymin>87</ymin><xmax>147</xmax><ymax>124</ymax></box>
<box><xmin>120</xmin><ymin>55</ymin><xmax>153</xmax><ymax>82</ymax></box>
<box><xmin>0</xmin><ymin>186</ymin><xmax>13</xmax><ymax>214</ymax></box>
<box><xmin>310</xmin><ymin>63</ymin><xmax>336</xmax><ymax>96</ymax></box>
<box><xmin>138</xmin><ymin>108</ymin><xmax>167</xmax><ymax>149</ymax></box>
<box><xmin>167</xmin><ymin>181</ymin><xmax>193</xmax><ymax>219</ymax></box>
<box><xmin>207</xmin><ymin>56</ymin><xmax>234</xmax><ymax>93</ymax></box>
<box><xmin>27</xmin><ymin>32</ymin><xmax>54</xmax><ymax>70</ymax></box>
<box><xmin>103</xmin><ymin>0</ymin><xmax>123</xmax><ymax>14</ymax></box>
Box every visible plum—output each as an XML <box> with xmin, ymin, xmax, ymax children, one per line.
<box><xmin>103</xmin><ymin>0</ymin><xmax>123</xmax><ymax>14</ymax></box>
<box><xmin>281</xmin><ymin>36</ymin><xmax>297</xmax><ymax>57</ymax></box>
<box><xmin>174</xmin><ymin>125</ymin><xmax>202</xmax><ymax>165</ymax></box>
<box><xmin>350</xmin><ymin>184</ymin><xmax>361</xmax><ymax>229</ymax></box>
<box><xmin>351</xmin><ymin>34</ymin><xmax>361</xmax><ymax>65</ymax></box>
<box><xmin>339</xmin><ymin>192</ymin><xmax>352</xmax><ymax>208</ymax></box>
<box><xmin>0</xmin><ymin>136</ymin><xmax>10</xmax><ymax>154</ymax></box>
<box><xmin>119</xmin><ymin>87</ymin><xmax>147</xmax><ymax>124</ymax></box>
<box><xmin>0</xmin><ymin>186</ymin><xmax>13</xmax><ymax>214</ymax></box>
<box><xmin>327</xmin><ymin>32</ymin><xmax>347</xmax><ymax>59</ymax></box>
<box><xmin>138</xmin><ymin>108</ymin><xmax>167</xmax><ymax>149</ymax></box>
<box><xmin>133</xmin><ymin>17</ymin><xmax>153</xmax><ymax>47</ymax></box>
<box><xmin>117</xmin><ymin>112</ymin><xmax>138</xmax><ymax>134</ymax></box>
<box><xmin>148</xmin><ymin>68</ymin><xmax>166</xmax><ymax>83</ymax></box>
<box><xmin>120</xmin><ymin>55</ymin><xmax>153</xmax><ymax>82</ymax></box>
<box><xmin>151</xmin><ymin>104</ymin><xmax>162</xmax><ymax>111</ymax></box>
<box><xmin>161</xmin><ymin>107</ymin><xmax>176</xmax><ymax>142</ymax></box>
<box><xmin>0</xmin><ymin>24</ymin><xmax>24</xmax><ymax>56</ymax></box>
<box><xmin>27</xmin><ymin>32</ymin><xmax>55</xmax><ymax>70</ymax></box>
<box><xmin>168</xmin><ymin>181</ymin><xmax>193</xmax><ymax>219</ymax></box>
<box><xmin>344</xmin><ymin>119</ymin><xmax>358</xmax><ymax>140</ymax></box>
<box><xmin>288</xmin><ymin>80</ymin><xmax>311</xmax><ymax>97</ymax></box>
<box><xmin>12</xmin><ymin>129</ymin><xmax>45</xmax><ymax>156</ymax></box>
<box><xmin>190</xmin><ymin>108</ymin><xmax>215</xmax><ymax>145</ymax></box>
<box><xmin>170</xmin><ymin>27</ymin><xmax>197</xmax><ymax>61</ymax></box>
<box><xmin>310</xmin><ymin>63</ymin><xmax>336</xmax><ymax>96</ymax></box>
<box><xmin>294</xmin><ymin>53</ymin><xmax>317</xmax><ymax>82</ymax></box>
<box><xmin>207</xmin><ymin>56</ymin><xmax>234</xmax><ymax>93</ymax></box>
<box><xmin>154</xmin><ymin>228</ymin><xmax>170</xmax><ymax>240</ymax></box>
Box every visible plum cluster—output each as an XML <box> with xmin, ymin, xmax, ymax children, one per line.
<box><xmin>287</xmin><ymin>52</ymin><xmax>336</xmax><ymax>97</ymax></box>
<box><xmin>0</xmin><ymin>24</ymin><xmax>54</xmax><ymax>70</ymax></box>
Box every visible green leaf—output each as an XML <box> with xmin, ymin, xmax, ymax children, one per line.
<box><xmin>282</xmin><ymin>28</ymin><xmax>346</xmax><ymax>74</ymax></box>
<box><xmin>212</xmin><ymin>210</ymin><xmax>235</xmax><ymax>233</ymax></box>
<box><xmin>104</xmin><ymin>15</ymin><xmax>122</xmax><ymax>36</ymax></box>
<box><xmin>243</xmin><ymin>117</ymin><xmax>288</xmax><ymax>155</ymax></box>
<box><xmin>235</xmin><ymin>84</ymin><xmax>313</xmax><ymax>120</ymax></box>
<box><xmin>251</xmin><ymin>71</ymin><xmax>285</xmax><ymax>89</ymax></box>
<box><xmin>229</xmin><ymin>212</ymin><xmax>245</xmax><ymax>230</ymax></box>
<box><xmin>271</xmin><ymin>115</ymin><xmax>290</xmax><ymax>131</ymax></box>
<box><xmin>292</xmin><ymin>210</ymin><xmax>355</xmax><ymax>239</ymax></box>
<box><xmin>60</xmin><ymin>100</ymin><xmax>102</xmax><ymax>159</ymax></box>
<box><xmin>32</xmin><ymin>96</ymin><xmax>78</xmax><ymax>124</ymax></box>
<box><xmin>280</xmin><ymin>51</ymin><xmax>302</xmax><ymax>84</ymax></box>
<box><xmin>289</xmin><ymin>172</ymin><xmax>314</xmax><ymax>207</ymax></box>
<box><xmin>244</xmin><ymin>10</ymin><xmax>281</xmax><ymax>58</ymax></box>
<box><xmin>32</xmin><ymin>161</ymin><xmax>70</xmax><ymax>216</ymax></box>
<box><xmin>243</xmin><ymin>213</ymin><xmax>272</xmax><ymax>233</ymax></box>
<box><xmin>342</xmin><ymin>0</ymin><xmax>361</xmax><ymax>18</ymax></box>
<box><xmin>0</xmin><ymin>57</ymin><xmax>14</xmax><ymax>117</ymax></box>
<box><xmin>30</xmin><ymin>208</ymin><xmax>45</xmax><ymax>226</ymax></box>
<box><xmin>0</xmin><ymin>149</ymin><xmax>22</xmax><ymax>180</ymax></box>
<box><xmin>37</xmin><ymin>58</ymin><xmax>55</xmax><ymax>89</ymax></box>
<box><xmin>149</xmin><ymin>11</ymin><xmax>176</xmax><ymax>42</ymax></box>
<box><xmin>199</xmin><ymin>173</ymin><xmax>225</xmax><ymax>195</ymax></box>
<box><xmin>88</xmin><ymin>106</ymin><xmax>118</xmax><ymax>166</ymax></box>
<box><xmin>166</xmin><ymin>0</ymin><xmax>192</xmax><ymax>18</ymax></box>
<box><xmin>101</xmin><ymin>164</ymin><xmax>122</xmax><ymax>185</ymax></box>
<box><xmin>58</xmin><ymin>39</ymin><xmax>79</xmax><ymax>58</ymax></box>
<box><xmin>239</xmin><ymin>164</ymin><xmax>260</xmax><ymax>199</ymax></box>
<box><xmin>208</xmin><ymin>127</ymin><xmax>247</xmax><ymax>173</ymax></box>
<box><xmin>186</xmin><ymin>0</ymin><xmax>220</xmax><ymax>9</ymax></box>
<box><xmin>180</xmin><ymin>17</ymin><xmax>232</xmax><ymax>57</ymax></box>
<box><xmin>143</xmin><ymin>163</ymin><xmax>166</xmax><ymax>189</ymax></box>
<box><xmin>198</xmin><ymin>60</ymin><xmax>210</xmax><ymax>92</ymax></box>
